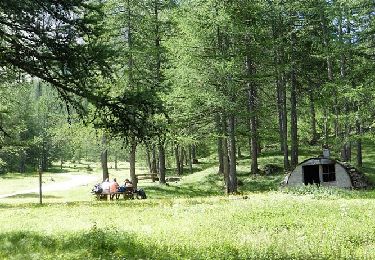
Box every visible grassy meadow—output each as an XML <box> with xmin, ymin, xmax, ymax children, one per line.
<box><xmin>1</xmin><ymin>143</ymin><xmax>375</xmax><ymax>259</ymax></box>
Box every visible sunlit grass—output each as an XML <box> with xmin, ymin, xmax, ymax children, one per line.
<box><xmin>1</xmin><ymin>193</ymin><xmax>375</xmax><ymax>259</ymax></box>
<box><xmin>0</xmin><ymin>140</ymin><xmax>375</xmax><ymax>259</ymax></box>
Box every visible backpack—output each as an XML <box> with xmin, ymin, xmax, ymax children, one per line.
<box><xmin>137</xmin><ymin>188</ymin><xmax>147</xmax><ymax>199</ymax></box>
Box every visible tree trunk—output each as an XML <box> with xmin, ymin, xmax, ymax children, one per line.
<box><xmin>280</xmin><ymin>74</ymin><xmax>289</xmax><ymax>171</ymax></box>
<box><xmin>183</xmin><ymin>147</ymin><xmax>188</xmax><ymax>166</ymax></box>
<box><xmin>216</xmin><ymin>113</ymin><xmax>224</xmax><ymax>174</ymax></box>
<box><xmin>237</xmin><ymin>145</ymin><xmax>242</xmax><ymax>159</ymax></box>
<box><xmin>341</xmin><ymin>143</ymin><xmax>349</xmax><ymax>162</ymax></box>
<box><xmin>158</xmin><ymin>140</ymin><xmax>166</xmax><ymax>184</ymax></box>
<box><xmin>114</xmin><ymin>154</ymin><xmax>118</xmax><ymax>170</ymax></box>
<box><xmin>19</xmin><ymin>151</ymin><xmax>26</xmax><ymax>173</ymax></box>
<box><xmin>227</xmin><ymin>114</ymin><xmax>237</xmax><ymax>193</ymax></box>
<box><xmin>257</xmin><ymin>139</ymin><xmax>262</xmax><ymax>156</ymax></box>
<box><xmin>179</xmin><ymin>146</ymin><xmax>184</xmax><ymax>175</ymax></box>
<box><xmin>146</xmin><ymin>146</ymin><xmax>152</xmax><ymax>173</ymax></box>
<box><xmin>188</xmin><ymin>145</ymin><xmax>193</xmax><ymax>174</ymax></box>
<box><xmin>324</xmin><ymin>109</ymin><xmax>329</xmax><ymax>145</ymax></box>
<box><xmin>174</xmin><ymin>143</ymin><xmax>181</xmax><ymax>175</ymax></box>
<box><xmin>126</xmin><ymin>0</ymin><xmax>136</xmax><ymax>188</ymax></box>
<box><xmin>41</xmin><ymin>139</ymin><xmax>48</xmax><ymax>171</ymax></box>
<box><xmin>101</xmin><ymin>134</ymin><xmax>109</xmax><ymax>181</ymax></box>
<box><xmin>339</xmin><ymin>13</ymin><xmax>354</xmax><ymax>163</ymax></box>
<box><xmin>151</xmin><ymin>145</ymin><xmax>157</xmax><ymax>173</ymax></box>
<box><xmin>321</xmin><ymin>7</ymin><xmax>333</xmax><ymax>145</ymax></box>
<box><xmin>356</xmin><ymin>118</ymin><xmax>362</xmax><ymax>168</ymax></box>
<box><xmin>290</xmin><ymin>32</ymin><xmax>298</xmax><ymax>168</ymax></box>
<box><xmin>192</xmin><ymin>144</ymin><xmax>198</xmax><ymax>164</ymax></box>
<box><xmin>245</xmin><ymin>54</ymin><xmax>258</xmax><ymax>175</ymax></box>
<box><xmin>272</xmin><ymin>18</ymin><xmax>289</xmax><ymax>170</ymax></box>
<box><xmin>222</xmin><ymin>137</ymin><xmax>230</xmax><ymax>194</ymax></box>
<box><xmin>321</xmin><ymin>11</ymin><xmax>334</xmax><ymax>83</ymax></box>
<box><xmin>277</xmin><ymin>79</ymin><xmax>284</xmax><ymax>152</ymax></box>
<box><xmin>341</xmin><ymin>110</ymin><xmax>351</xmax><ymax>162</ymax></box>
<box><xmin>308</xmin><ymin>86</ymin><xmax>318</xmax><ymax>145</ymax></box>
<box><xmin>129</xmin><ymin>139</ymin><xmax>137</xmax><ymax>189</ymax></box>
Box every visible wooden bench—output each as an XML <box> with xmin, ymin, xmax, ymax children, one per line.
<box><xmin>136</xmin><ymin>173</ymin><xmax>159</xmax><ymax>182</ymax></box>
<box><xmin>95</xmin><ymin>189</ymin><xmax>134</xmax><ymax>200</ymax></box>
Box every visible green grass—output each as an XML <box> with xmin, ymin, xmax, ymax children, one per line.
<box><xmin>1</xmin><ymin>194</ymin><xmax>375</xmax><ymax>259</ymax></box>
<box><xmin>1</xmin><ymin>141</ymin><xmax>375</xmax><ymax>259</ymax></box>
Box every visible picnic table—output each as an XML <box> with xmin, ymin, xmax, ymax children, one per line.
<box><xmin>94</xmin><ymin>188</ymin><xmax>135</xmax><ymax>200</ymax></box>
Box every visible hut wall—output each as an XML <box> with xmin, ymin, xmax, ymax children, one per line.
<box><xmin>332</xmin><ymin>164</ymin><xmax>352</xmax><ymax>188</ymax></box>
<box><xmin>286</xmin><ymin>159</ymin><xmax>353</xmax><ymax>188</ymax></box>
<box><xmin>287</xmin><ymin>165</ymin><xmax>304</xmax><ymax>186</ymax></box>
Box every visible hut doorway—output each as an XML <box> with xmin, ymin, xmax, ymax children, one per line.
<box><xmin>303</xmin><ymin>165</ymin><xmax>320</xmax><ymax>185</ymax></box>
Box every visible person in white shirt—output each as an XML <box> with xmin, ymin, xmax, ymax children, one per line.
<box><xmin>101</xmin><ymin>178</ymin><xmax>110</xmax><ymax>194</ymax></box>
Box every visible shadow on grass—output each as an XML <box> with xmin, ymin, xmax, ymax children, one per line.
<box><xmin>147</xmin><ymin>166</ymin><xmax>285</xmax><ymax>197</ymax></box>
<box><xmin>146</xmin><ymin>184</ymin><xmax>222</xmax><ymax>199</ymax></box>
<box><xmin>6</xmin><ymin>193</ymin><xmax>62</xmax><ymax>199</ymax></box>
<box><xmin>241</xmin><ymin>176</ymin><xmax>284</xmax><ymax>192</ymax></box>
<box><xmin>237</xmin><ymin>170</ymin><xmax>284</xmax><ymax>192</ymax></box>
<box><xmin>164</xmin><ymin>161</ymin><xmax>217</xmax><ymax>177</ymax></box>
<box><xmin>0</xmin><ymin>229</ymin><xmax>247</xmax><ymax>259</ymax></box>
<box><xmin>144</xmin><ymin>166</ymin><xmax>223</xmax><ymax>198</ymax></box>
<box><xmin>45</xmin><ymin>167</ymin><xmax>71</xmax><ymax>174</ymax></box>
<box><xmin>0</xmin><ymin>229</ymin><xmax>179</xmax><ymax>259</ymax></box>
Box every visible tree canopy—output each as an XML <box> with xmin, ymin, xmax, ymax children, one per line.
<box><xmin>0</xmin><ymin>0</ymin><xmax>164</xmax><ymax>139</ymax></box>
<box><xmin>0</xmin><ymin>0</ymin><xmax>374</xmax><ymax>193</ymax></box>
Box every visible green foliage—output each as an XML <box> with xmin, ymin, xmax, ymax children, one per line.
<box><xmin>0</xmin><ymin>0</ymin><xmax>172</xmax><ymax>141</ymax></box>
<box><xmin>0</xmin><ymin>0</ymin><xmax>110</xmax><ymax>106</ymax></box>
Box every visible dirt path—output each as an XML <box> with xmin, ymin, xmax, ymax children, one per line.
<box><xmin>0</xmin><ymin>173</ymin><xmax>98</xmax><ymax>199</ymax></box>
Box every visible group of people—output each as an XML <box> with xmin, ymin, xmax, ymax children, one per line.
<box><xmin>92</xmin><ymin>177</ymin><xmax>147</xmax><ymax>200</ymax></box>
<box><xmin>101</xmin><ymin>178</ymin><xmax>133</xmax><ymax>194</ymax></box>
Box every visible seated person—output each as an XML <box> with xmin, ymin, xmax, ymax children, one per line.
<box><xmin>124</xmin><ymin>178</ymin><xmax>133</xmax><ymax>187</ymax></box>
<box><xmin>101</xmin><ymin>178</ymin><xmax>110</xmax><ymax>194</ymax></box>
<box><xmin>92</xmin><ymin>183</ymin><xmax>102</xmax><ymax>194</ymax></box>
<box><xmin>110</xmin><ymin>178</ymin><xmax>120</xmax><ymax>200</ymax></box>
<box><xmin>117</xmin><ymin>179</ymin><xmax>133</xmax><ymax>193</ymax></box>
<box><xmin>124</xmin><ymin>179</ymin><xmax>134</xmax><ymax>192</ymax></box>
<box><xmin>110</xmin><ymin>178</ymin><xmax>119</xmax><ymax>193</ymax></box>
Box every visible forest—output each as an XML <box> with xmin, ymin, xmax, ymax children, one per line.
<box><xmin>1</xmin><ymin>0</ymin><xmax>374</xmax><ymax>191</ymax></box>
<box><xmin>0</xmin><ymin>1</ymin><xmax>375</xmax><ymax>258</ymax></box>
